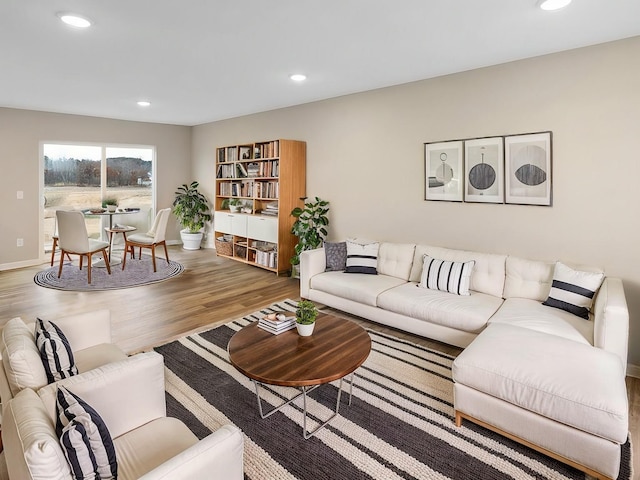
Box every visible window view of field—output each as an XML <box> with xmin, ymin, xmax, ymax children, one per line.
<box><xmin>43</xmin><ymin>145</ymin><xmax>154</xmax><ymax>249</ymax></box>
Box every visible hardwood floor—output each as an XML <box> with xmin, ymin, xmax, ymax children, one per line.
<box><xmin>1</xmin><ymin>245</ymin><xmax>638</xmax><ymax>475</ymax></box>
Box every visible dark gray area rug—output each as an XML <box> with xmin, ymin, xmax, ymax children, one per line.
<box><xmin>154</xmin><ymin>300</ymin><xmax>632</xmax><ymax>480</ymax></box>
<box><xmin>34</xmin><ymin>255</ymin><xmax>184</xmax><ymax>291</ymax></box>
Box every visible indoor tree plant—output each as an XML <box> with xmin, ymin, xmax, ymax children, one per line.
<box><xmin>290</xmin><ymin>196</ymin><xmax>330</xmax><ymax>277</ymax></box>
<box><xmin>173</xmin><ymin>181</ymin><xmax>212</xmax><ymax>250</ymax></box>
<box><xmin>295</xmin><ymin>299</ymin><xmax>318</xmax><ymax>336</ymax></box>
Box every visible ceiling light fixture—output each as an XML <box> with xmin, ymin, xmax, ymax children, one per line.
<box><xmin>289</xmin><ymin>74</ymin><xmax>307</xmax><ymax>82</ymax></box>
<box><xmin>57</xmin><ymin>12</ymin><xmax>92</xmax><ymax>28</ymax></box>
<box><xmin>137</xmin><ymin>101</ymin><xmax>151</xmax><ymax>107</ymax></box>
<box><xmin>539</xmin><ymin>0</ymin><xmax>572</xmax><ymax>11</ymax></box>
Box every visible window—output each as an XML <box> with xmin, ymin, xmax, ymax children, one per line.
<box><xmin>43</xmin><ymin>144</ymin><xmax>155</xmax><ymax>250</ymax></box>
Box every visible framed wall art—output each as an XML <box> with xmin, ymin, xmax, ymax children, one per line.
<box><xmin>424</xmin><ymin>140</ymin><xmax>463</xmax><ymax>202</ymax></box>
<box><xmin>464</xmin><ymin>137</ymin><xmax>504</xmax><ymax>203</ymax></box>
<box><xmin>505</xmin><ymin>132</ymin><xmax>552</xmax><ymax>206</ymax></box>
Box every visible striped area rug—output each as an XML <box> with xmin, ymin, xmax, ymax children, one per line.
<box><xmin>154</xmin><ymin>300</ymin><xmax>632</xmax><ymax>480</ymax></box>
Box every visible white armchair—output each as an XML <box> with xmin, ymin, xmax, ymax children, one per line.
<box><xmin>2</xmin><ymin>351</ymin><xmax>244</xmax><ymax>480</ymax></box>
<box><xmin>0</xmin><ymin>309</ymin><xmax>128</xmax><ymax>407</ymax></box>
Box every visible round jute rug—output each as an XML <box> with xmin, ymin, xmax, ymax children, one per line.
<box><xmin>35</xmin><ymin>255</ymin><xmax>184</xmax><ymax>291</ymax></box>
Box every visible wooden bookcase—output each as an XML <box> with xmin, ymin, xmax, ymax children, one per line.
<box><xmin>214</xmin><ymin>139</ymin><xmax>306</xmax><ymax>274</ymax></box>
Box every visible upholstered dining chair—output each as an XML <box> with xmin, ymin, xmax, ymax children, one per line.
<box><xmin>122</xmin><ymin>207</ymin><xmax>171</xmax><ymax>272</ymax></box>
<box><xmin>49</xmin><ymin>212</ymin><xmax>73</xmax><ymax>266</ymax></box>
<box><xmin>56</xmin><ymin>210</ymin><xmax>111</xmax><ymax>284</ymax></box>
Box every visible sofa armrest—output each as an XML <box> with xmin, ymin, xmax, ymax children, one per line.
<box><xmin>138</xmin><ymin>425</ymin><xmax>244</xmax><ymax>480</ymax></box>
<box><xmin>593</xmin><ymin>277</ymin><xmax>629</xmax><ymax>373</ymax></box>
<box><xmin>37</xmin><ymin>351</ymin><xmax>166</xmax><ymax>438</ymax></box>
<box><xmin>300</xmin><ymin>248</ymin><xmax>326</xmax><ymax>298</ymax></box>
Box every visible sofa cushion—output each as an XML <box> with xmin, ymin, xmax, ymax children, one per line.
<box><xmin>3</xmin><ymin>388</ymin><xmax>72</xmax><ymax>480</ymax></box>
<box><xmin>1</xmin><ymin>317</ymin><xmax>49</xmax><ymax>396</ymax></box>
<box><xmin>503</xmin><ymin>256</ymin><xmax>554</xmax><ymax>301</ymax></box>
<box><xmin>543</xmin><ymin>262</ymin><xmax>604</xmax><ymax>319</ymax></box>
<box><xmin>324</xmin><ymin>241</ymin><xmax>347</xmax><ymax>271</ymax></box>
<box><xmin>377</xmin><ymin>282</ymin><xmax>503</xmax><ymax>333</ymax></box>
<box><xmin>56</xmin><ymin>386</ymin><xmax>118</xmax><ymax>480</ymax></box>
<box><xmin>35</xmin><ymin>318</ymin><xmax>79</xmax><ymax>384</ymax></box>
<box><xmin>377</xmin><ymin>243</ymin><xmax>416</xmax><ymax>281</ymax></box>
<box><xmin>114</xmin><ymin>417</ymin><xmax>198</xmax><ymax>480</ymax></box>
<box><xmin>419</xmin><ymin>255</ymin><xmax>474</xmax><ymax>295</ymax></box>
<box><xmin>409</xmin><ymin>245</ymin><xmax>506</xmax><ymax>298</ymax></box>
<box><xmin>452</xmin><ymin>323</ymin><xmax>628</xmax><ymax>444</ymax></box>
<box><xmin>73</xmin><ymin>343</ymin><xmax>128</xmax><ymax>374</ymax></box>
<box><xmin>310</xmin><ymin>271</ymin><xmax>406</xmax><ymax>307</ymax></box>
<box><xmin>345</xmin><ymin>240</ymin><xmax>379</xmax><ymax>274</ymax></box>
<box><xmin>488</xmin><ymin>297</ymin><xmax>592</xmax><ymax>345</ymax></box>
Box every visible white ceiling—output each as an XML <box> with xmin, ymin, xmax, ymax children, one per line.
<box><xmin>2</xmin><ymin>0</ymin><xmax>639</xmax><ymax>126</ymax></box>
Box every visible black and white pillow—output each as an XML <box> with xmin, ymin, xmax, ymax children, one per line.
<box><xmin>56</xmin><ymin>386</ymin><xmax>118</xmax><ymax>480</ymax></box>
<box><xmin>35</xmin><ymin>318</ymin><xmax>78</xmax><ymax>383</ymax></box>
<box><xmin>345</xmin><ymin>240</ymin><xmax>379</xmax><ymax>275</ymax></box>
<box><xmin>324</xmin><ymin>241</ymin><xmax>347</xmax><ymax>271</ymax></box>
<box><xmin>543</xmin><ymin>262</ymin><xmax>604</xmax><ymax>319</ymax></box>
<box><xmin>419</xmin><ymin>255</ymin><xmax>475</xmax><ymax>296</ymax></box>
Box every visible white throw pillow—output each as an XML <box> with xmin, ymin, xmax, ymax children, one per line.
<box><xmin>419</xmin><ymin>255</ymin><xmax>475</xmax><ymax>296</ymax></box>
<box><xmin>345</xmin><ymin>240</ymin><xmax>379</xmax><ymax>275</ymax></box>
<box><xmin>543</xmin><ymin>262</ymin><xmax>604</xmax><ymax>319</ymax></box>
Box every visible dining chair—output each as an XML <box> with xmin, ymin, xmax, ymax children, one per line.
<box><xmin>56</xmin><ymin>210</ymin><xmax>111</xmax><ymax>284</ymax></box>
<box><xmin>122</xmin><ymin>208</ymin><xmax>171</xmax><ymax>272</ymax></box>
<box><xmin>49</xmin><ymin>212</ymin><xmax>72</xmax><ymax>266</ymax></box>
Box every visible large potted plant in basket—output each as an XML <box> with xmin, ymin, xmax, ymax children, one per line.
<box><xmin>290</xmin><ymin>196</ymin><xmax>330</xmax><ymax>278</ymax></box>
<box><xmin>173</xmin><ymin>181</ymin><xmax>212</xmax><ymax>250</ymax></box>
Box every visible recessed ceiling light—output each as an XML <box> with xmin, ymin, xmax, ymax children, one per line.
<box><xmin>57</xmin><ymin>12</ymin><xmax>92</xmax><ymax>28</ymax></box>
<box><xmin>137</xmin><ymin>101</ymin><xmax>151</xmax><ymax>107</ymax></box>
<box><xmin>289</xmin><ymin>74</ymin><xmax>307</xmax><ymax>82</ymax></box>
<box><xmin>539</xmin><ymin>0</ymin><xmax>572</xmax><ymax>11</ymax></box>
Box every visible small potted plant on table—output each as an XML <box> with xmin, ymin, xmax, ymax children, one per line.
<box><xmin>102</xmin><ymin>198</ymin><xmax>118</xmax><ymax>212</ymax></box>
<box><xmin>295</xmin><ymin>300</ymin><xmax>318</xmax><ymax>336</ymax></box>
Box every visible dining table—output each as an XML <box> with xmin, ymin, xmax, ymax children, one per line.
<box><xmin>84</xmin><ymin>208</ymin><xmax>139</xmax><ymax>266</ymax></box>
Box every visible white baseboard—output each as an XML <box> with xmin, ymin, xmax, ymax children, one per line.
<box><xmin>626</xmin><ymin>363</ymin><xmax>640</xmax><ymax>379</ymax></box>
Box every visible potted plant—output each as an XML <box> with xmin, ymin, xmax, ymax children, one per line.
<box><xmin>229</xmin><ymin>198</ymin><xmax>242</xmax><ymax>213</ymax></box>
<box><xmin>290</xmin><ymin>196</ymin><xmax>330</xmax><ymax>278</ymax></box>
<box><xmin>295</xmin><ymin>300</ymin><xmax>318</xmax><ymax>336</ymax></box>
<box><xmin>102</xmin><ymin>198</ymin><xmax>118</xmax><ymax>212</ymax></box>
<box><xmin>173</xmin><ymin>181</ymin><xmax>212</xmax><ymax>250</ymax></box>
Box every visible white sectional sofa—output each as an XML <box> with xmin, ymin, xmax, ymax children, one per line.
<box><xmin>300</xmin><ymin>242</ymin><xmax>629</xmax><ymax>480</ymax></box>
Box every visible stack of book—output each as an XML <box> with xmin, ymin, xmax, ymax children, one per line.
<box><xmin>258</xmin><ymin>313</ymin><xmax>296</xmax><ymax>335</ymax></box>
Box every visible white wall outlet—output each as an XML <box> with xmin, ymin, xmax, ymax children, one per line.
<box><xmin>17</xmin><ymin>191</ymin><xmax>23</xmax><ymax>199</ymax></box>
<box><xmin>17</xmin><ymin>238</ymin><xmax>24</xmax><ymax>247</ymax></box>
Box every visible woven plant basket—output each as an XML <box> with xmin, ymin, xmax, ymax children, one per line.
<box><xmin>215</xmin><ymin>239</ymin><xmax>232</xmax><ymax>256</ymax></box>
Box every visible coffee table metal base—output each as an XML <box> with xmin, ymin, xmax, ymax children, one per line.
<box><xmin>252</xmin><ymin>373</ymin><xmax>356</xmax><ymax>439</ymax></box>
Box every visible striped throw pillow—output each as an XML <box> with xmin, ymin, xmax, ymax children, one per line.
<box><xmin>35</xmin><ymin>318</ymin><xmax>78</xmax><ymax>383</ymax></box>
<box><xmin>56</xmin><ymin>386</ymin><xmax>118</xmax><ymax>480</ymax></box>
<box><xmin>345</xmin><ymin>241</ymin><xmax>379</xmax><ymax>275</ymax></box>
<box><xmin>419</xmin><ymin>255</ymin><xmax>475</xmax><ymax>296</ymax></box>
<box><xmin>543</xmin><ymin>262</ymin><xmax>604</xmax><ymax>319</ymax></box>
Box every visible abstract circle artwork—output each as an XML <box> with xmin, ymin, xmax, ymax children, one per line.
<box><xmin>513</xmin><ymin>145</ymin><xmax>547</xmax><ymax>186</ymax></box>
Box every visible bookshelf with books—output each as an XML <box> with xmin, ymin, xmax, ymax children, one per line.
<box><xmin>214</xmin><ymin>139</ymin><xmax>306</xmax><ymax>274</ymax></box>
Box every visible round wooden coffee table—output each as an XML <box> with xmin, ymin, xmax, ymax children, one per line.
<box><xmin>228</xmin><ymin>313</ymin><xmax>371</xmax><ymax>438</ymax></box>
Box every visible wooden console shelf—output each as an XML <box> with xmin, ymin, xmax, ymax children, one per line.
<box><xmin>214</xmin><ymin>139</ymin><xmax>306</xmax><ymax>274</ymax></box>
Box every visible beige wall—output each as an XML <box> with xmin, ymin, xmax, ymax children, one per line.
<box><xmin>0</xmin><ymin>109</ymin><xmax>191</xmax><ymax>267</ymax></box>
<box><xmin>192</xmin><ymin>37</ymin><xmax>640</xmax><ymax>366</ymax></box>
